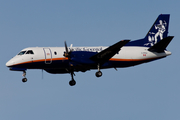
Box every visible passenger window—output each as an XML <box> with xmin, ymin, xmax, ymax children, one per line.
<box><xmin>18</xmin><ymin>51</ymin><xmax>26</xmax><ymax>55</ymax></box>
<box><xmin>54</xmin><ymin>52</ymin><xmax>57</xmax><ymax>55</ymax></box>
<box><xmin>26</xmin><ymin>50</ymin><xmax>34</xmax><ymax>54</ymax></box>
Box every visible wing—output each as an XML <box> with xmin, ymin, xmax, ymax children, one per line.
<box><xmin>90</xmin><ymin>40</ymin><xmax>130</xmax><ymax>62</ymax></box>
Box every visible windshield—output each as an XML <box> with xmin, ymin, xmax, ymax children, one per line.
<box><xmin>26</xmin><ymin>50</ymin><xmax>34</xmax><ymax>54</ymax></box>
<box><xmin>18</xmin><ymin>51</ymin><xmax>26</xmax><ymax>55</ymax></box>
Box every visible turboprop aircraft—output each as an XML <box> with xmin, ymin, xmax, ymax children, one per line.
<box><xmin>6</xmin><ymin>14</ymin><xmax>173</xmax><ymax>86</ymax></box>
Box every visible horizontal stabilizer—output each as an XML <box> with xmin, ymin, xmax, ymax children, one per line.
<box><xmin>90</xmin><ymin>40</ymin><xmax>130</xmax><ymax>62</ymax></box>
<box><xmin>148</xmin><ymin>36</ymin><xmax>174</xmax><ymax>53</ymax></box>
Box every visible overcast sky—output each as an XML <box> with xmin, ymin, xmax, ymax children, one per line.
<box><xmin>1</xmin><ymin>0</ymin><xmax>180</xmax><ymax>120</ymax></box>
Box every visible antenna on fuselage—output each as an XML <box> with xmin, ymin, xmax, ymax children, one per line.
<box><xmin>42</xmin><ymin>69</ymin><xmax>44</xmax><ymax>79</ymax></box>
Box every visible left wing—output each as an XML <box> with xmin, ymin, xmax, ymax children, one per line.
<box><xmin>90</xmin><ymin>40</ymin><xmax>130</xmax><ymax>62</ymax></box>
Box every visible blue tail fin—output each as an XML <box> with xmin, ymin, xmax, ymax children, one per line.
<box><xmin>126</xmin><ymin>14</ymin><xmax>170</xmax><ymax>47</ymax></box>
<box><xmin>144</xmin><ymin>14</ymin><xmax>170</xmax><ymax>47</ymax></box>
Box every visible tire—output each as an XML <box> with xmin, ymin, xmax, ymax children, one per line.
<box><xmin>69</xmin><ymin>80</ymin><xmax>76</xmax><ymax>86</ymax></box>
<box><xmin>22</xmin><ymin>78</ymin><xmax>27</xmax><ymax>82</ymax></box>
<box><xmin>95</xmin><ymin>71</ymin><xmax>102</xmax><ymax>77</ymax></box>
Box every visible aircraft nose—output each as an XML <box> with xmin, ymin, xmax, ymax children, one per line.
<box><xmin>6</xmin><ymin>59</ymin><xmax>14</xmax><ymax>67</ymax></box>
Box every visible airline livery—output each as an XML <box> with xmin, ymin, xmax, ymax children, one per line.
<box><xmin>6</xmin><ymin>14</ymin><xmax>173</xmax><ymax>86</ymax></box>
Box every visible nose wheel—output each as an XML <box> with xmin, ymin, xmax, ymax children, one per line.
<box><xmin>22</xmin><ymin>71</ymin><xmax>27</xmax><ymax>83</ymax></box>
<box><xmin>22</xmin><ymin>78</ymin><xmax>27</xmax><ymax>82</ymax></box>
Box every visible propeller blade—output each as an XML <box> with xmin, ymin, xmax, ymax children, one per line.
<box><xmin>64</xmin><ymin>41</ymin><xmax>71</xmax><ymax>58</ymax></box>
<box><xmin>64</xmin><ymin>41</ymin><xmax>69</xmax><ymax>54</ymax></box>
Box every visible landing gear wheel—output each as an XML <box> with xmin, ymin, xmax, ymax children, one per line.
<box><xmin>96</xmin><ymin>71</ymin><xmax>102</xmax><ymax>77</ymax></box>
<box><xmin>22</xmin><ymin>78</ymin><xmax>27</xmax><ymax>83</ymax></box>
<box><xmin>69</xmin><ymin>80</ymin><xmax>76</xmax><ymax>86</ymax></box>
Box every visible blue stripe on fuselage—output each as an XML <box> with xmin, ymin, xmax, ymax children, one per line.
<box><xmin>8</xmin><ymin>56</ymin><xmax>165</xmax><ymax>73</ymax></box>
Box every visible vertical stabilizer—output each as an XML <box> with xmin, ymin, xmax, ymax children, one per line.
<box><xmin>144</xmin><ymin>14</ymin><xmax>170</xmax><ymax>47</ymax></box>
<box><xmin>125</xmin><ymin>14</ymin><xmax>170</xmax><ymax>47</ymax></box>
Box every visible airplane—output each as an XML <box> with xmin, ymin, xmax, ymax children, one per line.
<box><xmin>6</xmin><ymin>14</ymin><xmax>174</xmax><ymax>86</ymax></box>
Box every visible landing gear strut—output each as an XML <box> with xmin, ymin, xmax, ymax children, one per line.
<box><xmin>95</xmin><ymin>63</ymin><xmax>102</xmax><ymax>77</ymax></box>
<box><xmin>69</xmin><ymin>72</ymin><xmax>76</xmax><ymax>86</ymax></box>
<box><xmin>22</xmin><ymin>71</ymin><xmax>27</xmax><ymax>83</ymax></box>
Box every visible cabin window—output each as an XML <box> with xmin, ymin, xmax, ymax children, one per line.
<box><xmin>18</xmin><ymin>51</ymin><xmax>26</xmax><ymax>55</ymax></box>
<box><xmin>26</xmin><ymin>50</ymin><xmax>34</xmax><ymax>54</ymax></box>
<box><xmin>54</xmin><ymin>52</ymin><xmax>57</xmax><ymax>55</ymax></box>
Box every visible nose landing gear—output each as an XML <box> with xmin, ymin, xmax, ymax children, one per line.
<box><xmin>22</xmin><ymin>71</ymin><xmax>27</xmax><ymax>83</ymax></box>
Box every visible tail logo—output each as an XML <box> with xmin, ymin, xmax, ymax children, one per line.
<box><xmin>145</xmin><ymin>20</ymin><xmax>167</xmax><ymax>46</ymax></box>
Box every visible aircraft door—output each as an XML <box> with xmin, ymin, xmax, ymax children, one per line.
<box><xmin>43</xmin><ymin>48</ymin><xmax>52</xmax><ymax>64</ymax></box>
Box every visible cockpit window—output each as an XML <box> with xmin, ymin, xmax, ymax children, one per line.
<box><xmin>26</xmin><ymin>50</ymin><xmax>34</xmax><ymax>54</ymax></box>
<box><xmin>18</xmin><ymin>51</ymin><xmax>26</xmax><ymax>55</ymax></box>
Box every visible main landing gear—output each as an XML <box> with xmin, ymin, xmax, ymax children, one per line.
<box><xmin>96</xmin><ymin>71</ymin><xmax>102</xmax><ymax>77</ymax></box>
<box><xmin>22</xmin><ymin>71</ymin><xmax>27</xmax><ymax>83</ymax></box>
<box><xmin>69</xmin><ymin>72</ymin><xmax>76</xmax><ymax>86</ymax></box>
<box><xmin>95</xmin><ymin>64</ymin><xmax>102</xmax><ymax>77</ymax></box>
<box><xmin>68</xmin><ymin>64</ymin><xmax>103</xmax><ymax>86</ymax></box>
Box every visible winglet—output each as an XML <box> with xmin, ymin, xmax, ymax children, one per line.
<box><xmin>148</xmin><ymin>36</ymin><xmax>174</xmax><ymax>53</ymax></box>
<box><xmin>90</xmin><ymin>40</ymin><xmax>130</xmax><ymax>62</ymax></box>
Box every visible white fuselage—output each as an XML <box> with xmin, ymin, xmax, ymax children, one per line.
<box><xmin>6</xmin><ymin>46</ymin><xmax>171</xmax><ymax>71</ymax></box>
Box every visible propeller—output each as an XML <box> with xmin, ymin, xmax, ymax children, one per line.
<box><xmin>63</xmin><ymin>41</ymin><xmax>73</xmax><ymax>66</ymax></box>
<box><xmin>64</xmin><ymin>41</ymin><xmax>71</xmax><ymax>58</ymax></box>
